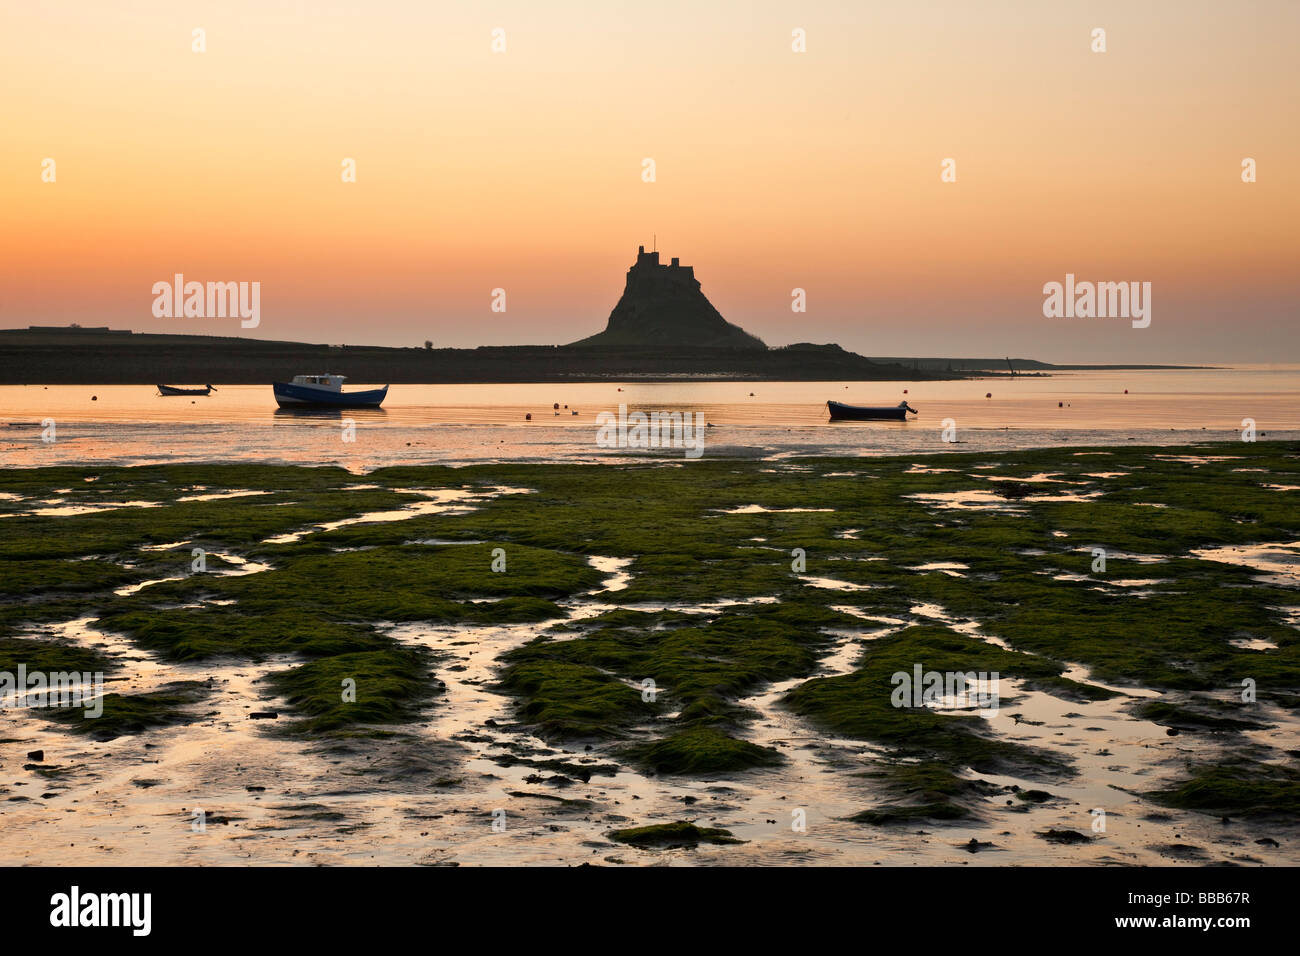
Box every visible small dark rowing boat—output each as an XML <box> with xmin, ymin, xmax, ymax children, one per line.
<box><xmin>827</xmin><ymin>400</ymin><xmax>918</xmax><ymax>421</ymax></box>
<box><xmin>158</xmin><ymin>384</ymin><xmax>214</xmax><ymax>396</ymax></box>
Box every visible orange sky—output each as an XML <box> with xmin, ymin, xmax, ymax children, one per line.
<box><xmin>2</xmin><ymin>0</ymin><xmax>1296</xmax><ymax>362</ymax></box>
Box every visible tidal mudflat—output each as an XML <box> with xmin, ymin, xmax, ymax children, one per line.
<box><xmin>2</xmin><ymin>443</ymin><xmax>1298</xmax><ymax>865</ymax></box>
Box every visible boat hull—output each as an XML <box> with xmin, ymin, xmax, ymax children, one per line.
<box><xmin>827</xmin><ymin>400</ymin><xmax>913</xmax><ymax>421</ymax></box>
<box><xmin>273</xmin><ymin>382</ymin><xmax>388</xmax><ymax>408</ymax></box>
<box><xmin>158</xmin><ymin>385</ymin><xmax>211</xmax><ymax>396</ymax></box>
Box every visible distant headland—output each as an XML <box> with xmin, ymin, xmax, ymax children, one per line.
<box><xmin>0</xmin><ymin>327</ymin><xmax>1204</xmax><ymax>386</ymax></box>
<box><xmin>0</xmin><ymin>249</ymin><xmax>1206</xmax><ymax>385</ymax></box>
<box><xmin>0</xmin><ymin>327</ymin><xmax>958</xmax><ymax>385</ymax></box>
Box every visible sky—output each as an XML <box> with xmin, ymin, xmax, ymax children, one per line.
<box><xmin>2</xmin><ymin>0</ymin><xmax>1297</xmax><ymax>363</ymax></box>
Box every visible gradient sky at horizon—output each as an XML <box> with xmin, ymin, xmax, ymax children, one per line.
<box><xmin>3</xmin><ymin>0</ymin><xmax>1296</xmax><ymax>363</ymax></box>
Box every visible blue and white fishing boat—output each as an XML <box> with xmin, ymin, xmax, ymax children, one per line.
<box><xmin>272</xmin><ymin>374</ymin><xmax>388</xmax><ymax>408</ymax></box>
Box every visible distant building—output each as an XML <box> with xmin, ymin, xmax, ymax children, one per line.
<box><xmin>569</xmin><ymin>246</ymin><xmax>766</xmax><ymax>350</ymax></box>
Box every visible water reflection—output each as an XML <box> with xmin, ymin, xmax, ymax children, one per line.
<box><xmin>272</xmin><ymin>406</ymin><xmax>388</xmax><ymax>421</ymax></box>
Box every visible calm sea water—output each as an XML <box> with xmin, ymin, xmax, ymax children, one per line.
<box><xmin>2</xmin><ymin>367</ymin><xmax>1296</xmax><ymax>470</ymax></box>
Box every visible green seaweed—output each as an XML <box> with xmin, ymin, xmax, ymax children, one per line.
<box><xmin>2</xmin><ymin>439</ymin><xmax>1297</xmax><ymax>812</ymax></box>
<box><xmin>45</xmin><ymin>681</ymin><xmax>210</xmax><ymax>741</ymax></box>
<box><xmin>785</xmin><ymin>626</ymin><xmax>1070</xmax><ymax>778</ymax></box>
<box><xmin>1133</xmin><ymin>699</ymin><xmax>1270</xmax><ymax>733</ymax></box>
<box><xmin>0</xmin><ymin>636</ymin><xmax>115</xmax><ymax>675</ymax></box>
<box><xmin>96</xmin><ymin>607</ymin><xmax>390</xmax><ymax>662</ymax></box>
<box><xmin>608</xmin><ymin>821</ymin><xmax>743</xmax><ymax>848</ymax></box>
<box><xmin>498</xmin><ymin>659</ymin><xmax>655</xmax><ymax>739</ymax></box>
<box><xmin>1149</xmin><ymin>762</ymin><xmax>1300</xmax><ymax>817</ymax></box>
<box><xmin>261</xmin><ymin>647</ymin><xmax>440</xmax><ymax>733</ymax></box>
<box><xmin>625</xmin><ymin>726</ymin><xmax>782</xmax><ymax>775</ymax></box>
<box><xmin>499</xmin><ymin>602</ymin><xmax>842</xmax><ymax>770</ymax></box>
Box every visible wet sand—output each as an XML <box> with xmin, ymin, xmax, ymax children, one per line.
<box><xmin>4</xmin><ymin>450</ymin><xmax>1298</xmax><ymax>865</ymax></box>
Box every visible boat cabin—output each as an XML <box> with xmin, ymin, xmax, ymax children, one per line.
<box><xmin>290</xmin><ymin>374</ymin><xmax>346</xmax><ymax>391</ymax></box>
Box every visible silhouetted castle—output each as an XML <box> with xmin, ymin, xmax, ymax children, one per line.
<box><xmin>570</xmin><ymin>247</ymin><xmax>766</xmax><ymax>350</ymax></box>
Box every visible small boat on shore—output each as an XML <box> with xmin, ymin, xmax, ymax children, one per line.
<box><xmin>827</xmin><ymin>399</ymin><xmax>918</xmax><ymax>421</ymax></box>
<box><xmin>158</xmin><ymin>384</ymin><xmax>214</xmax><ymax>396</ymax></box>
<box><xmin>273</xmin><ymin>374</ymin><xmax>388</xmax><ymax>408</ymax></box>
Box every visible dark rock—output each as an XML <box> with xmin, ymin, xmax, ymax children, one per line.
<box><xmin>1016</xmin><ymin>789</ymin><xmax>1053</xmax><ymax>804</ymax></box>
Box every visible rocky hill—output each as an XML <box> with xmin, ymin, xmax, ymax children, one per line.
<box><xmin>570</xmin><ymin>247</ymin><xmax>766</xmax><ymax>350</ymax></box>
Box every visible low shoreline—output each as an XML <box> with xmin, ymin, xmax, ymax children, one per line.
<box><xmin>0</xmin><ymin>334</ymin><xmax>951</xmax><ymax>385</ymax></box>
<box><xmin>0</xmin><ymin>329</ymin><xmax>1211</xmax><ymax>385</ymax></box>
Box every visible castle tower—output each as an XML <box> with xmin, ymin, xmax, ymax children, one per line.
<box><xmin>568</xmin><ymin>248</ymin><xmax>766</xmax><ymax>350</ymax></box>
